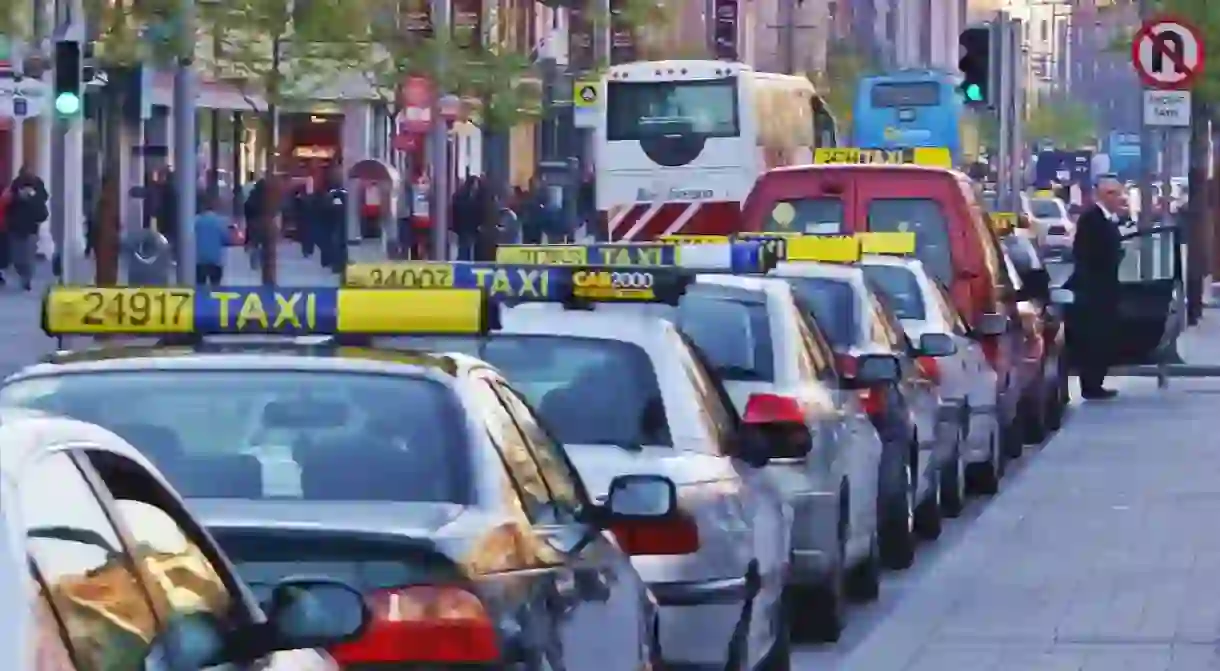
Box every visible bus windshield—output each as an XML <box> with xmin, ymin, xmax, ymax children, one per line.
<box><xmin>607</xmin><ymin>78</ymin><xmax>740</xmax><ymax>141</ymax></box>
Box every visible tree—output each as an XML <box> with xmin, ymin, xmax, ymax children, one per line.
<box><xmin>199</xmin><ymin>0</ymin><xmax>367</xmax><ymax>282</ymax></box>
<box><xmin>1026</xmin><ymin>100</ymin><xmax>1096</xmax><ymax>148</ymax></box>
<box><xmin>812</xmin><ymin>38</ymin><xmax>877</xmax><ymax>137</ymax></box>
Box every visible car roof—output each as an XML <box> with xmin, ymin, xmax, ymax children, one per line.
<box><xmin>765</xmin><ymin>163</ymin><xmax>963</xmax><ymax>179</ymax></box>
<box><xmin>694</xmin><ymin>273</ymin><xmax>785</xmax><ymax>294</ymax></box>
<box><xmin>0</xmin><ymin>410</ymin><xmax>163</xmax><ymax>479</ymax></box>
<box><xmin>13</xmin><ymin>343</ymin><xmax>473</xmax><ymax>381</ymax></box>
<box><xmin>495</xmin><ymin>306</ymin><xmax>675</xmax><ymax>346</ymax></box>
<box><xmin>860</xmin><ymin>254</ymin><xmax>927</xmax><ymax>272</ymax></box>
<box><xmin>770</xmin><ymin>261</ymin><xmax>864</xmax><ymax>283</ymax></box>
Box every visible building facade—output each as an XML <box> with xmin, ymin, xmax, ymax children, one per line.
<box><xmin>1066</xmin><ymin>0</ymin><xmax>1139</xmax><ymax>133</ymax></box>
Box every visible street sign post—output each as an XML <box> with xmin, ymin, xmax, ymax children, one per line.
<box><xmin>1132</xmin><ymin>17</ymin><xmax>1205</xmax><ymax>89</ymax></box>
<box><xmin>573</xmin><ymin>79</ymin><xmax>599</xmax><ymax>129</ymax></box>
<box><xmin>1132</xmin><ymin>16</ymin><xmax>1204</xmax><ymax>280</ymax></box>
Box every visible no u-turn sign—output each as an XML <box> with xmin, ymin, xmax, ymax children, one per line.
<box><xmin>1132</xmin><ymin>17</ymin><xmax>1206</xmax><ymax>89</ymax></box>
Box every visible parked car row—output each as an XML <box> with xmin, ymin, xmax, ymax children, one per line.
<box><xmin>3</xmin><ymin>228</ymin><xmax>1072</xmax><ymax>670</ymax></box>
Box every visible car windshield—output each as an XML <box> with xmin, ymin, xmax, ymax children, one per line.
<box><xmin>0</xmin><ymin>372</ymin><xmax>471</xmax><ymax>502</ymax></box>
<box><xmin>1030</xmin><ymin>199</ymin><xmax>1063</xmax><ymax>218</ymax></box>
<box><xmin>760</xmin><ymin>198</ymin><xmax>845</xmax><ymax>235</ymax></box>
<box><xmin>404</xmin><ymin>336</ymin><xmax>673</xmax><ymax>447</ymax></box>
<box><xmin>1002</xmin><ymin>235</ymin><xmax>1042</xmax><ymax>273</ymax></box>
<box><xmin>674</xmin><ymin>292</ymin><xmax>775</xmax><ymax>381</ymax></box>
<box><xmin>782</xmin><ymin>277</ymin><xmax>858</xmax><ymax>347</ymax></box>
<box><xmin>866</xmin><ymin>198</ymin><xmax>954</xmax><ymax>283</ymax></box>
<box><xmin>862</xmin><ymin>265</ymin><xmax>926</xmax><ymax>320</ymax></box>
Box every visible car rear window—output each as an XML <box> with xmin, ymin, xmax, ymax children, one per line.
<box><xmin>782</xmin><ymin>277</ymin><xmax>858</xmax><ymax>348</ymax></box>
<box><xmin>866</xmin><ymin>198</ymin><xmax>953</xmax><ymax>283</ymax></box>
<box><xmin>0</xmin><ymin>372</ymin><xmax>471</xmax><ymax>503</ymax></box>
<box><xmin>1030</xmin><ymin>198</ymin><xmax>1064</xmax><ymax>218</ymax></box>
<box><xmin>761</xmin><ymin>197</ymin><xmax>844</xmax><ymax>235</ymax></box>
<box><xmin>405</xmin><ymin>335</ymin><xmax>673</xmax><ymax>448</ymax></box>
<box><xmin>674</xmin><ymin>293</ymin><xmax>775</xmax><ymax>382</ymax></box>
<box><xmin>862</xmin><ymin>265</ymin><xmax>926</xmax><ymax>320</ymax></box>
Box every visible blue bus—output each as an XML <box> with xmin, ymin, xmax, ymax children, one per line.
<box><xmin>852</xmin><ymin>70</ymin><xmax>966</xmax><ymax>164</ymax></box>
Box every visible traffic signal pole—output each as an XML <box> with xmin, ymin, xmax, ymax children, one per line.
<box><xmin>51</xmin><ymin>26</ymin><xmax>86</xmax><ymax>284</ymax></box>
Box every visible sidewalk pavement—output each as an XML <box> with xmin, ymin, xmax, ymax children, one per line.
<box><xmin>0</xmin><ymin>241</ymin><xmax>388</xmax><ymax>377</ymax></box>
<box><xmin>832</xmin><ymin>376</ymin><xmax>1220</xmax><ymax>671</ymax></box>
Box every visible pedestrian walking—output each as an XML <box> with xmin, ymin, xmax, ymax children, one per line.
<box><xmin>317</xmin><ymin>168</ymin><xmax>348</xmax><ymax>272</ymax></box>
<box><xmin>291</xmin><ymin>184</ymin><xmax>314</xmax><ymax>257</ymax></box>
<box><xmin>0</xmin><ymin>185</ymin><xmax>12</xmax><ymax>284</ymax></box>
<box><xmin>244</xmin><ymin>175</ymin><xmax>268</xmax><ymax>270</ymax></box>
<box><xmin>453</xmin><ymin>174</ymin><xmax>481</xmax><ymax>260</ymax></box>
<box><xmin>5</xmin><ymin>165</ymin><xmax>49</xmax><ymax>291</ymax></box>
<box><xmin>1065</xmin><ymin>175</ymin><xmax>1126</xmax><ymax>400</ymax></box>
<box><xmin>156</xmin><ymin>167</ymin><xmax>180</xmax><ymax>260</ymax></box>
<box><xmin>194</xmin><ymin>195</ymin><xmax>230</xmax><ymax>286</ymax></box>
<box><xmin>520</xmin><ymin>178</ymin><xmax>549</xmax><ymax>245</ymax></box>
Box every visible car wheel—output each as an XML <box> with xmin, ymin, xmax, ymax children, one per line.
<box><xmin>790</xmin><ymin>527</ymin><xmax>846</xmax><ymax>643</ymax></box>
<box><xmin>1021</xmin><ymin>386</ymin><xmax>1049</xmax><ymax>444</ymax></box>
<box><xmin>760</xmin><ymin>603</ymin><xmax>792</xmax><ymax>671</ymax></box>
<box><xmin>965</xmin><ymin>431</ymin><xmax>1001</xmax><ymax>496</ymax></box>
<box><xmin>939</xmin><ymin>431</ymin><xmax>966</xmax><ymax>518</ymax></box>
<box><xmin>846</xmin><ymin>531</ymin><xmax>881</xmax><ymax>602</ymax></box>
<box><xmin>914</xmin><ymin>469</ymin><xmax>943</xmax><ymax>541</ymax></box>
<box><xmin>878</xmin><ymin>447</ymin><xmax>916</xmax><ymax>570</ymax></box>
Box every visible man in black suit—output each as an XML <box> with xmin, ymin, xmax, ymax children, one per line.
<box><xmin>1065</xmin><ymin>176</ymin><xmax>1126</xmax><ymax>400</ymax></box>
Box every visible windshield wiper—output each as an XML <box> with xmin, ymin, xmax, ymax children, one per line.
<box><xmin>716</xmin><ymin>365</ymin><xmax>765</xmax><ymax>380</ymax></box>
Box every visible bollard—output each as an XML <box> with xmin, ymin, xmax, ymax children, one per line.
<box><xmin>121</xmin><ymin>228</ymin><xmax>175</xmax><ymax>286</ymax></box>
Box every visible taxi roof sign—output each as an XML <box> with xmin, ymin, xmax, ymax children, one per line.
<box><xmin>783</xmin><ymin>235</ymin><xmax>862</xmax><ymax>263</ymax></box>
<box><xmin>989</xmin><ymin>212</ymin><xmax>1018</xmax><ymax>235</ymax></box>
<box><xmin>343</xmin><ymin>261</ymin><xmax>694</xmax><ymax>305</ymax></box>
<box><xmin>858</xmin><ymin>231</ymin><xmax>916</xmax><ymax>255</ymax></box>
<box><xmin>813</xmin><ymin>147</ymin><xmax>953</xmax><ymax>169</ymax></box>
<box><xmin>42</xmin><ymin>287</ymin><xmax>495</xmax><ymax>337</ymax></box>
<box><xmin>493</xmin><ymin>242</ymin><xmax>776</xmax><ymax>273</ymax></box>
<box><xmin>657</xmin><ymin>234</ymin><xmax>731</xmax><ymax>244</ymax></box>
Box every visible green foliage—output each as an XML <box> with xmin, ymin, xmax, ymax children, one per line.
<box><xmin>199</xmin><ymin>0</ymin><xmax>368</xmax><ymax>109</ymax></box>
<box><xmin>1027</xmin><ymin>100</ymin><xmax>1096</xmax><ymax>148</ymax></box>
<box><xmin>0</xmin><ymin>0</ymin><xmax>183</xmax><ymax>67</ymax></box>
<box><xmin>1107</xmin><ymin>0</ymin><xmax>1220</xmax><ymax>103</ymax></box>
<box><xmin>813</xmin><ymin>39</ymin><xmax>877</xmax><ymax>131</ymax></box>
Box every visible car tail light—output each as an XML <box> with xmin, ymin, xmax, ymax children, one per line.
<box><xmin>857</xmin><ymin>387</ymin><xmax>885</xmax><ymax>415</ymax></box>
<box><xmin>835</xmin><ymin>353</ymin><xmax>857</xmax><ymax>377</ymax></box>
<box><xmin>980</xmin><ymin>337</ymin><xmax>1002</xmax><ymax>368</ymax></box>
<box><xmin>329</xmin><ymin>585</ymin><xmax>499</xmax><ymax>665</ymax></box>
<box><xmin>742</xmin><ymin>393</ymin><xmax>804</xmax><ymax>424</ymax></box>
<box><xmin>610</xmin><ymin>512</ymin><xmax>700</xmax><ymax>556</ymax></box>
<box><xmin>915</xmin><ymin>356</ymin><xmax>940</xmax><ymax>384</ymax></box>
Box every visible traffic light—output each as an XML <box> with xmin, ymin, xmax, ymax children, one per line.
<box><xmin>53</xmin><ymin>39</ymin><xmax>83</xmax><ymax>117</ymax></box>
<box><xmin>958</xmin><ymin>26</ymin><xmax>991</xmax><ymax>106</ymax></box>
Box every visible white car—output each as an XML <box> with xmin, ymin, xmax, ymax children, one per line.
<box><xmin>0</xmin><ymin>410</ymin><xmax>367</xmax><ymax>671</ymax></box>
<box><xmin>408</xmin><ymin>303</ymin><xmax>794</xmax><ymax>670</ymax></box>
<box><xmin>1026</xmin><ymin>196</ymin><xmax>1075</xmax><ymax>249</ymax></box>
<box><xmin>859</xmin><ymin>254</ymin><xmax>1003</xmax><ymax>510</ymax></box>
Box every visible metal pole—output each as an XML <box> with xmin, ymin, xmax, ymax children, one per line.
<box><xmin>429</xmin><ymin>0</ymin><xmax>451</xmax><ymax>260</ymax></box>
<box><xmin>996</xmin><ymin>13</ymin><xmax>1013</xmax><ymax>210</ymax></box>
<box><xmin>172</xmin><ymin>0</ymin><xmax>197</xmax><ymax>284</ymax></box>
<box><xmin>780</xmin><ymin>0</ymin><xmax>795</xmax><ymax>73</ymax></box>
<box><xmin>51</xmin><ymin>118</ymin><xmax>68</xmax><ymax>282</ymax></box>
<box><xmin>1136</xmin><ymin>0</ymin><xmax>1154</xmax><ymax>279</ymax></box>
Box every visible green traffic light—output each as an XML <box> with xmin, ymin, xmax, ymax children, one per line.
<box><xmin>964</xmin><ymin>84</ymin><xmax>983</xmax><ymax>102</ymax></box>
<box><xmin>54</xmin><ymin>92</ymin><xmax>81</xmax><ymax>115</ymax></box>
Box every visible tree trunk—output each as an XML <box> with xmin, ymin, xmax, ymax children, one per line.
<box><xmin>1186</xmin><ymin>97</ymin><xmax>1210</xmax><ymax>324</ymax></box>
<box><xmin>95</xmin><ymin>83</ymin><xmax>125</xmax><ymax>286</ymax></box>
<box><xmin>259</xmin><ymin>107</ymin><xmax>278</xmax><ymax>284</ymax></box>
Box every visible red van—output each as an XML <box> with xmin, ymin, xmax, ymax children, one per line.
<box><xmin>741</xmin><ymin>163</ymin><xmax>1033</xmax><ymax>464</ymax></box>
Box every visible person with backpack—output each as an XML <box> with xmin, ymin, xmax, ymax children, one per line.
<box><xmin>6</xmin><ymin>166</ymin><xmax>49</xmax><ymax>290</ymax></box>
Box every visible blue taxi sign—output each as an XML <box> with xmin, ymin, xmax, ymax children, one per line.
<box><xmin>343</xmin><ymin>261</ymin><xmax>693</xmax><ymax>304</ymax></box>
<box><xmin>41</xmin><ymin>286</ymin><xmax>494</xmax><ymax>336</ymax></box>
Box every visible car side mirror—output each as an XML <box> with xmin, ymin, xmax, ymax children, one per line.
<box><xmin>1049</xmin><ymin>288</ymin><xmax>1074</xmax><ymax>305</ymax></box>
<box><xmin>972</xmin><ymin>312</ymin><xmax>1009</xmax><ymax>337</ymax></box>
<box><xmin>854</xmin><ymin>353</ymin><xmax>902</xmax><ymax>384</ymax></box>
<box><xmin>739</xmin><ymin>393</ymin><xmax>813</xmax><ymax>464</ymax></box>
<box><xmin>603</xmin><ymin>474</ymin><xmax>679</xmax><ymax>520</ymax></box>
<box><xmin>226</xmin><ymin>578</ymin><xmax>370</xmax><ymax>661</ymax></box>
<box><xmin>917</xmin><ymin>332</ymin><xmax>957</xmax><ymax>357</ymax></box>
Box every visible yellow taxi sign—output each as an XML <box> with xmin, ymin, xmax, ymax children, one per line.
<box><xmin>1032</xmin><ymin>189</ymin><xmax>1055</xmax><ymax>198</ymax></box>
<box><xmin>573</xmin><ymin>80</ymin><xmax>600</xmax><ymax>108</ymax></box>
<box><xmin>41</xmin><ymin>286</ymin><xmax>492</xmax><ymax>336</ymax></box>
<box><xmin>657</xmin><ymin>234</ymin><xmax>730</xmax><ymax>244</ymax></box>
<box><xmin>990</xmin><ymin>212</ymin><xmax>1018</xmax><ymax>235</ymax></box>
<box><xmin>813</xmin><ymin>147</ymin><xmax>952</xmax><ymax>168</ymax></box>
<box><xmin>783</xmin><ymin>235</ymin><xmax>861</xmax><ymax>263</ymax></box>
<box><xmin>857</xmin><ymin>232</ymin><xmax>915</xmax><ymax>255</ymax></box>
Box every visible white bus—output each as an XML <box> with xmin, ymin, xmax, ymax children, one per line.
<box><xmin>596</xmin><ymin>60</ymin><xmax>838</xmax><ymax>241</ymax></box>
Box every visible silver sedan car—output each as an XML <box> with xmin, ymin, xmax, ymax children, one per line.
<box><xmin>860</xmin><ymin>255</ymin><xmax>1002</xmax><ymax>515</ymax></box>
